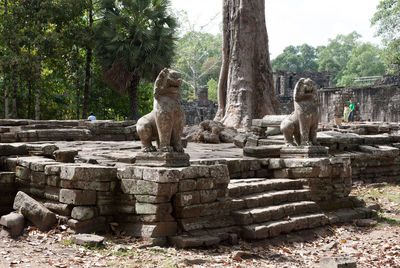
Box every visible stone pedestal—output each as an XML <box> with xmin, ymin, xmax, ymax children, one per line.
<box><xmin>280</xmin><ymin>145</ymin><xmax>329</xmax><ymax>158</ymax></box>
<box><xmin>135</xmin><ymin>152</ymin><xmax>190</xmax><ymax>167</ymax></box>
<box><xmin>243</xmin><ymin>145</ymin><xmax>282</xmax><ymax>158</ymax></box>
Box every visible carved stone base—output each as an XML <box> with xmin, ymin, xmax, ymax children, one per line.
<box><xmin>243</xmin><ymin>145</ymin><xmax>282</xmax><ymax>158</ymax></box>
<box><xmin>135</xmin><ymin>152</ymin><xmax>190</xmax><ymax>167</ymax></box>
<box><xmin>280</xmin><ymin>146</ymin><xmax>329</xmax><ymax>158</ymax></box>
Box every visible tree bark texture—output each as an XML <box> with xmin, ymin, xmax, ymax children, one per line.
<box><xmin>215</xmin><ymin>0</ymin><xmax>280</xmax><ymax>130</ymax></box>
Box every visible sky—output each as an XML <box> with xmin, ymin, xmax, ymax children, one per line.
<box><xmin>170</xmin><ymin>0</ymin><xmax>383</xmax><ymax>59</ymax></box>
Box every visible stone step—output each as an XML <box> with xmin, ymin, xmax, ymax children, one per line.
<box><xmin>231</xmin><ymin>189</ymin><xmax>311</xmax><ymax>211</ymax></box>
<box><xmin>241</xmin><ymin>212</ymin><xmax>328</xmax><ymax>240</ymax></box>
<box><xmin>232</xmin><ymin>201</ymin><xmax>321</xmax><ymax>225</ymax></box>
<box><xmin>169</xmin><ymin>235</ymin><xmax>220</xmax><ymax>248</ymax></box>
<box><xmin>228</xmin><ymin>178</ymin><xmax>304</xmax><ymax>198</ymax></box>
<box><xmin>326</xmin><ymin>207</ymin><xmax>376</xmax><ymax>225</ymax></box>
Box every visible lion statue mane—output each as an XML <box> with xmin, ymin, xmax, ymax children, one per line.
<box><xmin>136</xmin><ymin>68</ymin><xmax>185</xmax><ymax>153</ymax></box>
<box><xmin>280</xmin><ymin>78</ymin><xmax>319</xmax><ymax>146</ymax></box>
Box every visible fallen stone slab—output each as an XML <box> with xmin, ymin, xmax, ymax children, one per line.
<box><xmin>319</xmin><ymin>256</ymin><xmax>357</xmax><ymax>268</ymax></box>
<box><xmin>0</xmin><ymin>143</ymin><xmax>28</xmax><ymax>156</ymax></box>
<box><xmin>354</xmin><ymin>219</ymin><xmax>377</xmax><ymax>227</ymax></box>
<box><xmin>243</xmin><ymin>145</ymin><xmax>282</xmax><ymax>158</ymax></box>
<box><xmin>26</xmin><ymin>143</ymin><xmax>59</xmax><ymax>157</ymax></box>
<box><xmin>0</xmin><ymin>212</ymin><xmax>24</xmax><ymax>237</ymax></box>
<box><xmin>59</xmin><ymin>189</ymin><xmax>96</xmax><ymax>205</ymax></box>
<box><xmin>13</xmin><ymin>191</ymin><xmax>57</xmax><ymax>231</ymax></box>
<box><xmin>60</xmin><ymin>164</ymin><xmax>117</xmax><ymax>181</ymax></box>
<box><xmin>169</xmin><ymin>235</ymin><xmax>220</xmax><ymax>248</ymax></box>
<box><xmin>54</xmin><ymin>150</ymin><xmax>78</xmax><ymax>163</ymax></box>
<box><xmin>71</xmin><ymin>233</ymin><xmax>104</xmax><ymax>247</ymax></box>
<box><xmin>71</xmin><ymin>206</ymin><xmax>97</xmax><ymax>221</ymax></box>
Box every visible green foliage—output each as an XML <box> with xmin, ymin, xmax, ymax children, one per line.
<box><xmin>95</xmin><ymin>0</ymin><xmax>177</xmax><ymax>80</ymax></box>
<box><xmin>94</xmin><ymin>0</ymin><xmax>178</xmax><ymax>119</ymax></box>
<box><xmin>337</xmin><ymin>43</ymin><xmax>386</xmax><ymax>86</ymax></box>
<box><xmin>317</xmin><ymin>31</ymin><xmax>361</xmax><ymax>85</ymax></box>
<box><xmin>172</xmin><ymin>13</ymin><xmax>221</xmax><ymax>99</ymax></box>
<box><xmin>371</xmin><ymin>0</ymin><xmax>400</xmax><ymax>74</ymax></box>
<box><xmin>207</xmin><ymin>78</ymin><xmax>218</xmax><ymax>102</ymax></box>
<box><xmin>138</xmin><ymin>81</ymin><xmax>154</xmax><ymax>117</ymax></box>
<box><xmin>271</xmin><ymin>44</ymin><xmax>318</xmax><ymax>72</ymax></box>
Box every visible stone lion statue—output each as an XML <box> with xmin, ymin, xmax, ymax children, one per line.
<box><xmin>136</xmin><ymin>68</ymin><xmax>185</xmax><ymax>153</ymax></box>
<box><xmin>280</xmin><ymin>78</ymin><xmax>319</xmax><ymax>146</ymax></box>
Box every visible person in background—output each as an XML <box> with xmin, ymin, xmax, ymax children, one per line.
<box><xmin>88</xmin><ymin>112</ymin><xmax>96</xmax><ymax>121</ymax></box>
<box><xmin>347</xmin><ymin>99</ymin><xmax>355</xmax><ymax>122</ymax></box>
<box><xmin>343</xmin><ymin>104</ymin><xmax>350</xmax><ymax>123</ymax></box>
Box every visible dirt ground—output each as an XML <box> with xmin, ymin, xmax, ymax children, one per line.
<box><xmin>0</xmin><ymin>183</ymin><xmax>399</xmax><ymax>268</ymax></box>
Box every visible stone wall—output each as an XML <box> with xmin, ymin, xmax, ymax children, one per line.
<box><xmin>274</xmin><ymin>70</ymin><xmax>332</xmax><ymax>114</ymax></box>
<box><xmin>0</xmin><ymin>120</ymin><xmax>138</xmax><ymax>143</ymax></box>
<box><xmin>181</xmin><ymin>87</ymin><xmax>217</xmax><ymax>125</ymax></box>
<box><xmin>0</xmin><ymin>141</ymin><xmax>356</xmax><ymax>244</ymax></box>
<box><xmin>319</xmin><ymin>84</ymin><xmax>400</xmax><ymax>123</ymax></box>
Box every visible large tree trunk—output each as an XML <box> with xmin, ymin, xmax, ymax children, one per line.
<box><xmin>128</xmin><ymin>75</ymin><xmax>140</xmax><ymax>120</ymax></box>
<box><xmin>215</xmin><ymin>0</ymin><xmax>280</xmax><ymax>130</ymax></box>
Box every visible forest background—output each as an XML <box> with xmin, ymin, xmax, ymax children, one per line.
<box><xmin>0</xmin><ymin>0</ymin><xmax>398</xmax><ymax>120</ymax></box>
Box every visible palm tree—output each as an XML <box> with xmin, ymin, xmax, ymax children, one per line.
<box><xmin>94</xmin><ymin>0</ymin><xmax>177</xmax><ymax>120</ymax></box>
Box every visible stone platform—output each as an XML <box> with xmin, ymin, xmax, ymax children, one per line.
<box><xmin>1</xmin><ymin>120</ymin><xmax>398</xmax><ymax>247</ymax></box>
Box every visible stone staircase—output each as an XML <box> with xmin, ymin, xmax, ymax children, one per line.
<box><xmin>229</xmin><ymin>178</ymin><xmax>328</xmax><ymax>240</ymax></box>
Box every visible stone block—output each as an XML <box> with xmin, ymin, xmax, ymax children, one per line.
<box><xmin>120</xmin><ymin>179</ymin><xmax>177</xmax><ymax>198</ymax></box>
<box><xmin>288</xmin><ymin>167</ymin><xmax>321</xmax><ymax>178</ymax></box>
<box><xmin>243</xmin><ymin>145</ymin><xmax>282</xmax><ymax>158</ymax></box>
<box><xmin>196</xmin><ymin>178</ymin><xmax>214</xmax><ymax>190</ymax></box>
<box><xmin>60</xmin><ymin>180</ymin><xmax>111</xmax><ymax>191</ymax></box>
<box><xmin>31</xmin><ymin>171</ymin><xmax>46</xmax><ymax>186</ymax></box>
<box><xmin>59</xmin><ymin>189</ymin><xmax>96</xmax><ymax>205</ymax></box>
<box><xmin>116</xmin><ymin>205</ymin><xmax>135</xmax><ymax>214</ymax></box>
<box><xmin>169</xmin><ymin>235</ymin><xmax>220</xmax><ymax>248</ymax></box>
<box><xmin>54</xmin><ymin>150</ymin><xmax>78</xmax><ymax>163</ymax></box>
<box><xmin>181</xmin><ymin>165</ymin><xmax>210</xmax><ymax>179</ymax></box>
<box><xmin>121</xmin><ymin>222</ymin><xmax>177</xmax><ymax>237</ymax></box>
<box><xmin>173</xmin><ymin>191</ymin><xmax>200</xmax><ymax>207</ymax></box>
<box><xmin>200</xmin><ymin>189</ymin><xmax>218</xmax><ymax>203</ymax></box>
<box><xmin>134</xmin><ymin>195</ymin><xmax>168</xmax><ymax>204</ymax></box>
<box><xmin>142</xmin><ymin>168</ymin><xmax>182</xmax><ymax>183</ymax></box>
<box><xmin>319</xmin><ymin>257</ymin><xmax>356</xmax><ymax>268</ymax></box>
<box><xmin>44</xmin><ymin>186</ymin><xmax>60</xmax><ymax>201</ymax></box>
<box><xmin>179</xmin><ymin>179</ymin><xmax>197</xmax><ymax>192</ymax></box>
<box><xmin>280</xmin><ymin>146</ymin><xmax>329</xmax><ymax>158</ymax></box>
<box><xmin>71</xmin><ymin>206</ymin><xmax>97</xmax><ymax>221</ymax></box>
<box><xmin>135</xmin><ymin>202</ymin><xmax>172</xmax><ymax>216</ymax></box>
<box><xmin>60</xmin><ymin>165</ymin><xmax>117</xmax><ymax>182</ymax></box>
<box><xmin>71</xmin><ymin>234</ymin><xmax>104</xmax><ymax>247</ymax></box>
<box><xmin>0</xmin><ymin>172</ymin><xmax>15</xmax><ymax>183</ymax></box>
<box><xmin>4</xmin><ymin>157</ymin><xmax>18</xmax><ymax>172</ymax></box>
<box><xmin>116</xmin><ymin>165</ymin><xmax>143</xmax><ymax>180</ymax></box>
<box><xmin>135</xmin><ymin>152</ymin><xmax>190</xmax><ymax>167</ymax></box>
<box><xmin>13</xmin><ymin>191</ymin><xmax>57</xmax><ymax>231</ymax></box>
<box><xmin>209</xmin><ymin>164</ymin><xmax>229</xmax><ymax>179</ymax></box>
<box><xmin>46</xmin><ymin>175</ymin><xmax>60</xmax><ymax>187</ymax></box>
<box><xmin>67</xmin><ymin>217</ymin><xmax>106</xmax><ymax>233</ymax></box>
<box><xmin>0</xmin><ymin>143</ymin><xmax>28</xmax><ymax>156</ymax></box>
<box><xmin>43</xmin><ymin>201</ymin><xmax>71</xmax><ymax>216</ymax></box>
<box><xmin>15</xmin><ymin>166</ymin><xmax>30</xmax><ymax>181</ymax></box>
<box><xmin>0</xmin><ymin>212</ymin><xmax>24</xmax><ymax>237</ymax></box>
